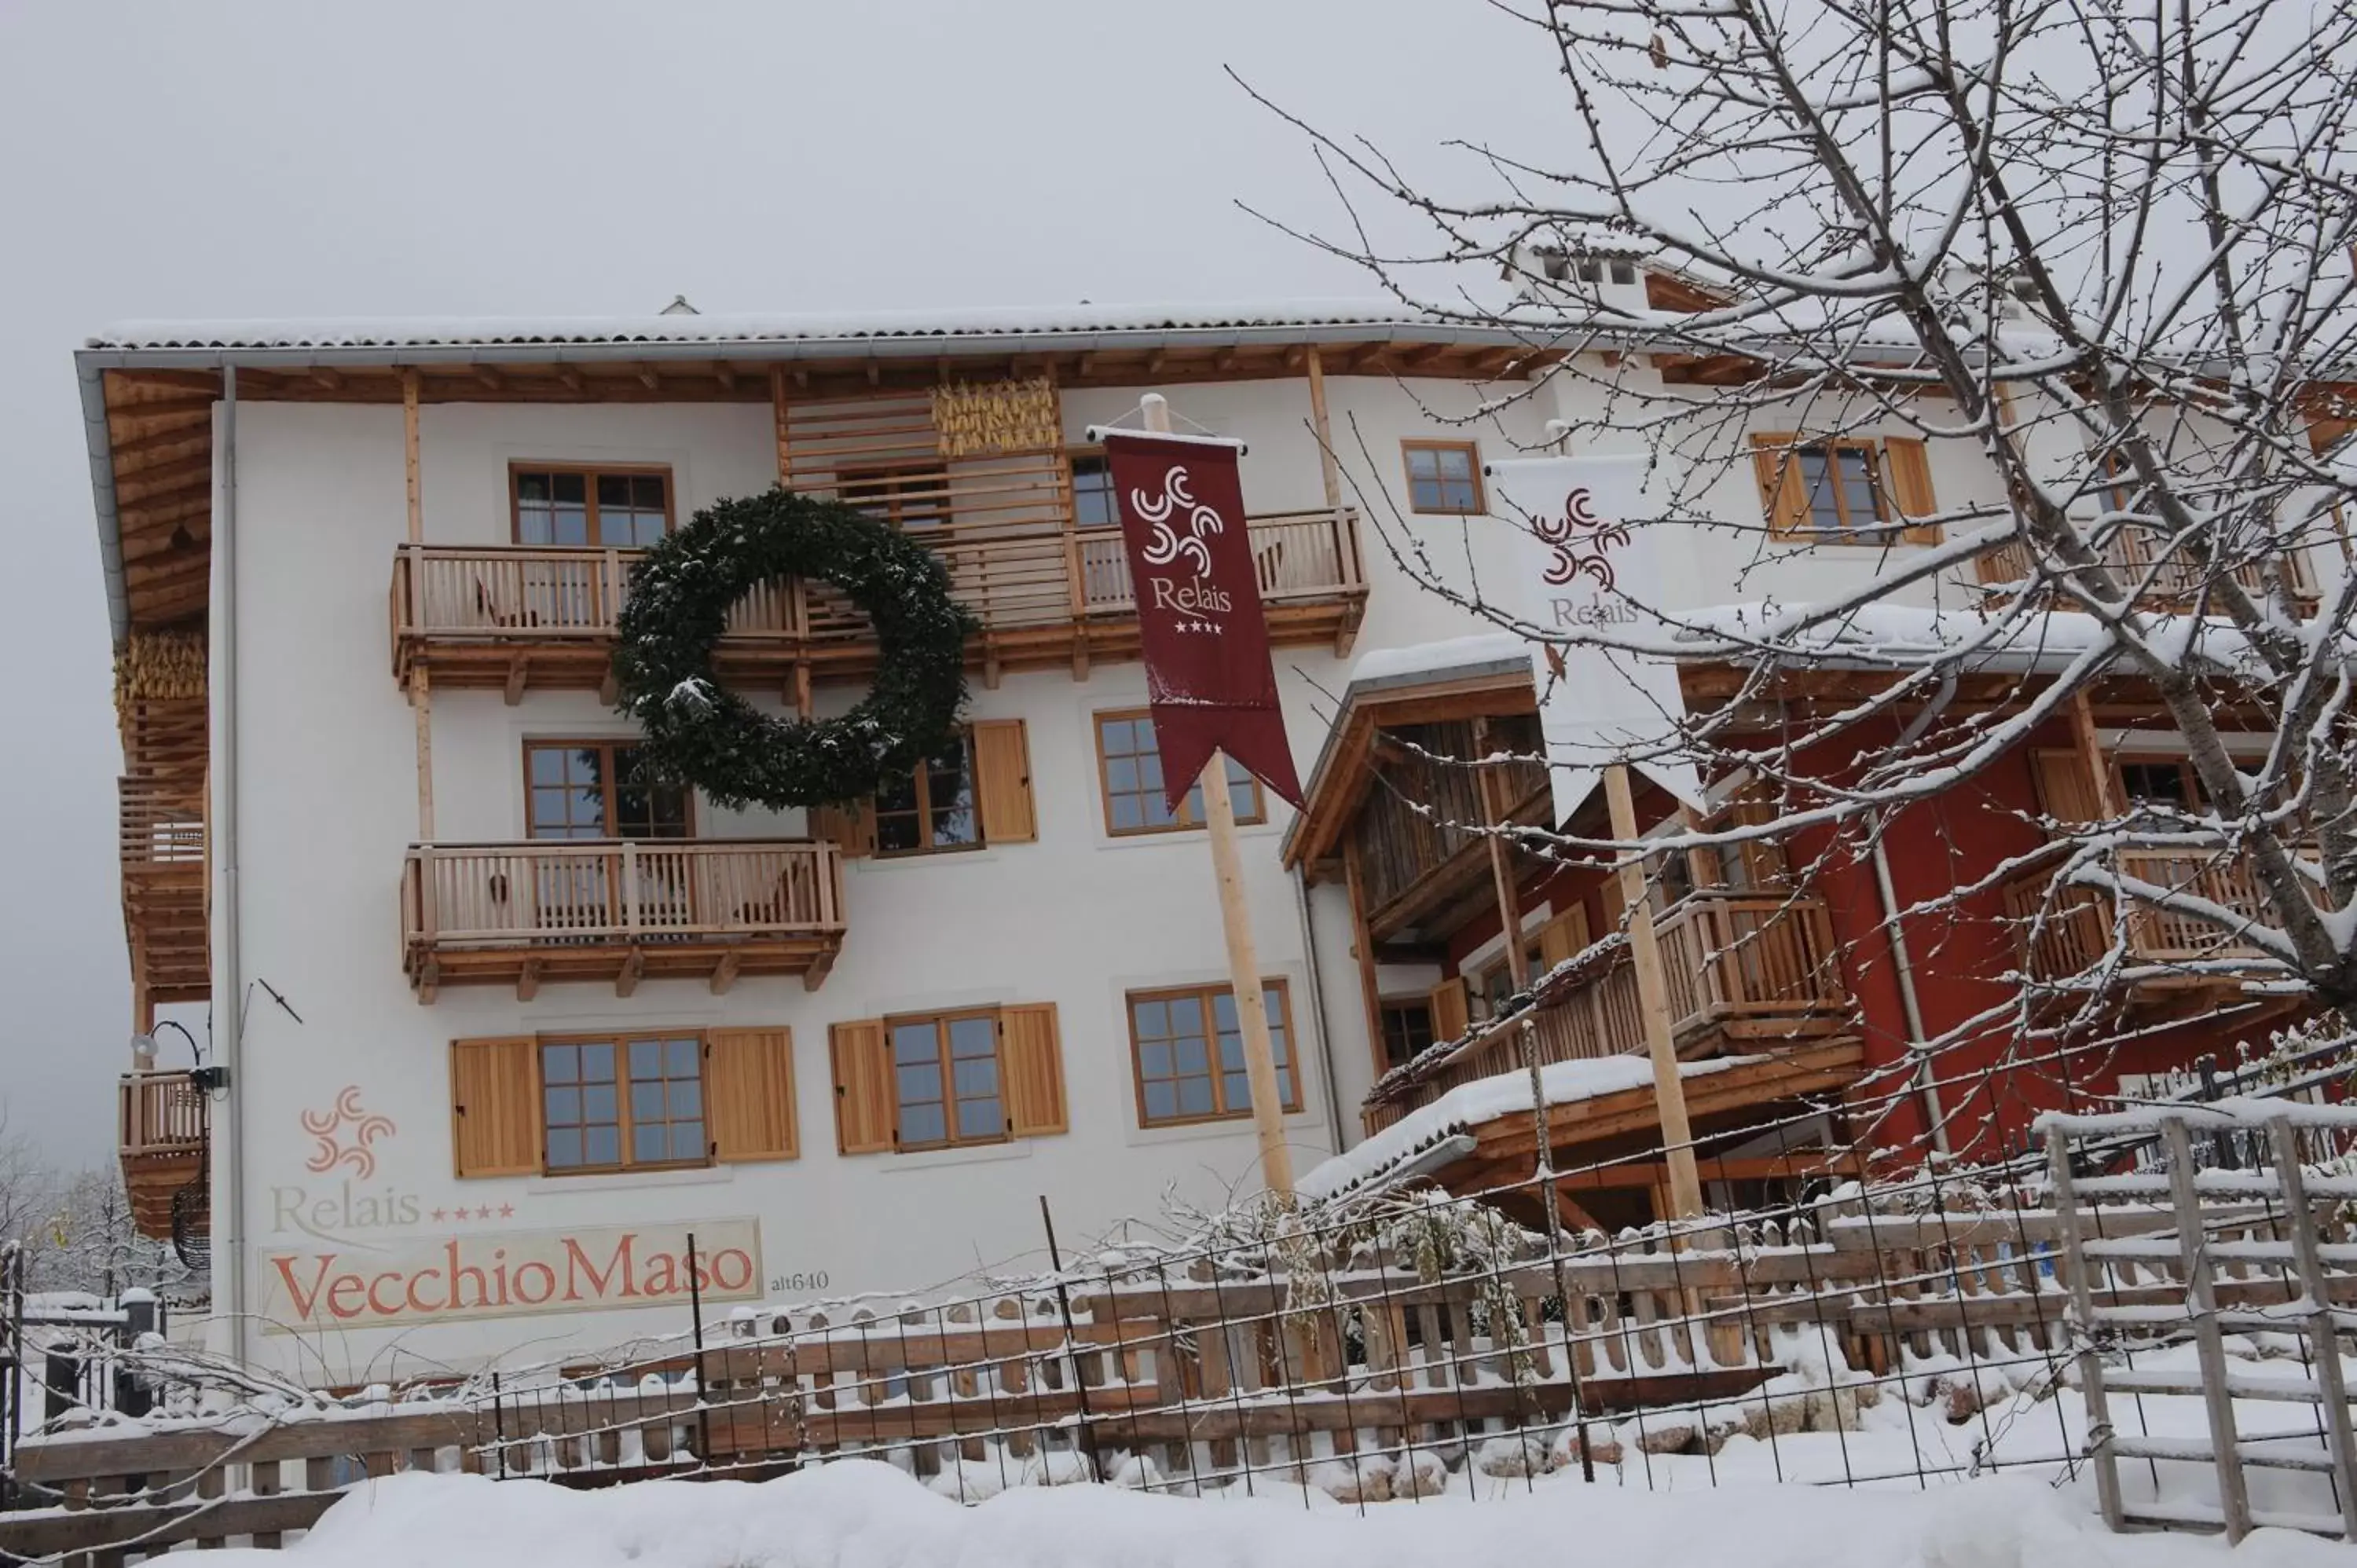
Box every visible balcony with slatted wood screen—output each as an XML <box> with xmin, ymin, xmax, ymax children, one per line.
<box><xmin>401</xmin><ymin>840</ymin><xmax>848</xmax><ymax>1002</ymax></box>
<box><xmin>390</xmin><ymin>383</ymin><xmax>1368</xmax><ymax>701</ymax></box>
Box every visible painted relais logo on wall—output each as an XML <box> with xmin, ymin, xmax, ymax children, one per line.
<box><xmin>261</xmin><ymin>1085</ymin><xmax>766</xmax><ymax>1332</ymax></box>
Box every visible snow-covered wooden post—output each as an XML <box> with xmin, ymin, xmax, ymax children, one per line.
<box><xmin>1605</xmin><ymin>764</ymin><xmax>1703</xmax><ymax>1221</ymax></box>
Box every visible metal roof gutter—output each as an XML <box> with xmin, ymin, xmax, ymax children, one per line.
<box><xmin>77</xmin><ymin>354</ymin><xmax>132</xmax><ymax>647</ymax></box>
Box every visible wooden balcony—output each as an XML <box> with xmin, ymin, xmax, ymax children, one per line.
<box><xmin>401</xmin><ymin>840</ymin><xmax>847</xmax><ymax>1002</ymax></box>
<box><xmin>388</xmin><ymin>507</ymin><xmax>1366</xmax><ymax>697</ymax></box>
<box><xmin>1363</xmin><ymin>892</ymin><xmax>1853</xmax><ymax>1134</ymax></box>
<box><xmin>119</xmin><ymin>770</ymin><xmax>208</xmax><ymax>1008</ymax></box>
<box><xmin>2003</xmin><ymin>844</ymin><xmax>2305</xmax><ymax>1009</ymax></box>
<box><xmin>1977</xmin><ymin>529</ymin><xmax>2314</xmax><ymax>605</ymax></box>
<box><xmin>119</xmin><ymin>1070</ymin><xmax>207</xmax><ymax>1242</ymax></box>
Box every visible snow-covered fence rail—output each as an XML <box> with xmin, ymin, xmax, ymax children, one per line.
<box><xmin>7</xmin><ymin>1145</ymin><xmax>2353</xmax><ymax>1558</ymax></box>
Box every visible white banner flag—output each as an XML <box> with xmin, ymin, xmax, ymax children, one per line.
<box><xmin>1484</xmin><ymin>455</ymin><xmax>1704</xmax><ymax>824</ymax></box>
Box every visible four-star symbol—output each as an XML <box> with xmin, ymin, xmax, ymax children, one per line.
<box><xmin>1171</xmin><ymin>619</ymin><xmax>1222</xmax><ymax>635</ymax></box>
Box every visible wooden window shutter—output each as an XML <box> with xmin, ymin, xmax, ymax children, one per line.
<box><xmin>706</xmin><ymin>1028</ymin><xmax>797</xmax><ymax>1163</ymax></box>
<box><xmin>1538</xmin><ymin>907</ymin><xmax>1589</xmax><ymax>970</ymax></box>
<box><xmin>1882</xmin><ymin>438</ymin><xmax>1941</xmax><ymax>544</ymax></box>
<box><xmin>1749</xmin><ymin>435</ymin><xmax>1808</xmax><ymax>537</ymax></box>
<box><xmin>972</xmin><ymin>720</ymin><xmax>1037</xmax><ymax>844</ymax></box>
<box><xmin>1000</xmin><ymin>1002</ymin><xmax>1068</xmax><ymax>1137</ymax></box>
<box><xmin>812</xmin><ymin>802</ymin><xmax>876</xmax><ymax>859</ymax></box>
<box><xmin>450</xmin><ymin>1035</ymin><xmax>540</xmax><ymax>1178</ymax></box>
<box><xmin>2030</xmin><ymin>748</ymin><xmax>2103</xmax><ymax>824</ymax></box>
<box><xmin>1428</xmin><ymin>976</ymin><xmax>1470</xmax><ymax>1042</ymax></box>
<box><xmin>828</xmin><ymin>1019</ymin><xmax>894</xmax><ymax>1154</ymax></box>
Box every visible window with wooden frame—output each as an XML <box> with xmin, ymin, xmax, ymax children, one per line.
<box><xmin>2115</xmin><ymin>755</ymin><xmax>2206</xmax><ymax>819</ymax></box>
<box><xmin>1069</xmin><ymin>451</ymin><xmax>1120</xmax><ymax>528</ymax></box>
<box><xmin>447</xmin><ymin>1027</ymin><xmax>797</xmax><ymax>1178</ymax></box>
<box><xmin>816</xmin><ymin>720</ymin><xmax>1034</xmax><ymax>859</ymax></box>
<box><xmin>1402</xmin><ymin>440</ymin><xmax>1483</xmax><ymax>515</ymax></box>
<box><xmin>1750</xmin><ymin>434</ymin><xmax>1940</xmax><ymax>544</ymax></box>
<box><xmin>840</xmin><ymin>465</ymin><xmax>951</xmax><ymax>529</ymax></box>
<box><xmin>1094</xmin><ymin>710</ymin><xmax>1265</xmax><ymax>836</ymax></box>
<box><xmin>1127</xmin><ymin>981</ymin><xmax>1299</xmax><ymax>1128</ymax></box>
<box><xmin>826</xmin><ymin>1004</ymin><xmax>1065</xmax><ymax>1155</ymax></box>
<box><xmin>524</xmin><ymin>741</ymin><xmax>692</xmax><ymax>839</ymax></box>
<box><xmin>1378</xmin><ymin>999</ymin><xmax>1435</xmax><ymax>1071</ymax></box>
<box><xmin>511</xmin><ymin>466</ymin><xmax>673</xmax><ymax>548</ymax></box>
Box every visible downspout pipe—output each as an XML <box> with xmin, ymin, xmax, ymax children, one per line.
<box><xmin>213</xmin><ymin>368</ymin><xmax>248</xmax><ymax>1365</ymax></box>
<box><xmin>76</xmin><ymin>359</ymin><xmax>130</xmax><ymax>645</ymax></box>
<box><xmin>1869</xmin><ymin>669</ymin><xmax>1956</xmax><ymax>1157</ymax></box>
<box><xmin>1292</xmin><ymin>867</ymin><xmax>1348</xmax><ymax>1160</ymax></box>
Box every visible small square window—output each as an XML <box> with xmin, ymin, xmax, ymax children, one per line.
<box><xmin>1402</xmin><ymin>441</ymin><xmax>1483</xmax><ymax>515</ymax></box>
<box><xmin>1094</xmin><ymin>710</ymin><xmax>1266</xmax><ymax>836</ymax></box>
<box><xmin>1127</xmin><ymin>982</ymin><xmax>1298</xmax><ymax>1127</ymax></box>
<box><xmin>1071</xmin><ymin>454</ymin><xmax>1120</xmax><ymax>528</ymax></box>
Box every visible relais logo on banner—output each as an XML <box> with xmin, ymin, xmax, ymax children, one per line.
<box><xmin>258</xmin><ymin>1219</ymin><xmax>763</xmax><ymax>1333</ymax></box>
<box><xmin>1485</xmin><ymin>454</ymin><xmax>1704</xmax><ymax>822</ymax></box>
<box><xmin>1100</xmin><ymin>430</ymin><xmax>1304</xmax><ymax>811</ymax></box>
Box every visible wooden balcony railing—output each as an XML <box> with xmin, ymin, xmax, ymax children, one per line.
<box><xmin>119</xmin><ymin>776</ymin><xmax>205</xmax><ymax>876</ymax></box>
<box><xmin>1977</xmin><ymin>529</ymin><xmax>2313</xmax><ymax>603</ymax></box>
<box><xmin>2003</xmin><ymin>844</ymin><xmax>2299</xmax><ymax>984</ymax></box>
<box><xmin>390</xmin><ymin>508</ymin><xmax>1366</xmax><ymax>691</ymax></box>
<box><xmin>119</xmin><ymin>1069</ymin><xmax>207</xmax><ymax>1158</ymax></box>
<box><xmin>1362</xmin><ymin>892</ymin><xmax>1852</xmax><ymax>1133</ymax></box>
<box><xmin>119</xmin><ymin>1068</ymin><xmax>208</xmax><ymax>1243</ymax></box>
<box><xmin>401</xmin><ymin>839</ymin><xmax>847</xmax><ymax>999</ymax></box>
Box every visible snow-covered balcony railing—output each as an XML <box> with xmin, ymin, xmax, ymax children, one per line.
<box><xmin>387</xmin><ymin>508</ymin><xmax>1365</xmax><ymax>694</ymax></box>
<box><xmin>401</xmin><ymin>840</ymin><xmax>846</xmax><ymax>1001</ymax></box>
<box><xmin>1361</xmin><ymin>892</ymin><xmax>1853</xmax><ymax>1134</ymax></box>
<box><xmin>2003</xmin><ymin>844</ymin><xmax>2309</xmax><ymax>991</ymax></box>
<box><xmin>1975</xmin><ymin>529</ymin><xmax>2315</xmax><ymax>606</ymax></box>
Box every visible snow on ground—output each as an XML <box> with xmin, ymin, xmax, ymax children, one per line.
<box><xmin>189</xmin><ymin>1458</ymin><xmax>2345</xmax><ymax>1568</ymax></box>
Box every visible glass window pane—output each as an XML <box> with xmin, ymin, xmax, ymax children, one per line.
<box><xmin>877</xmin><ymin>814</ymin><xmax>922</xmax><ymax>853</ymax></box>
<box><xmin>957</xmin><ymin>1097</ymin><xmax>1004</xmax><ymax>1140</ymax></box>
<box><xmin>900</xmin><ymin>1102</ymin><xmax>946</xmax><ymax>1146</ymax></box>
<box><xmin>585</xmin><ymin>1126</ymin><xmax>621</xmax><ymax>1166</ymax></box>
<box><xmin>517</xmin><ymin>473</ymin><xmax>551</xmax><ymax>503</ymax></box>
<box><xmin>596</xmin><ymin>475</ymin><xmax>632</xmax><ymax>510</ymax></box>
<box><xmin>953</xmin><ymin>1057</ymin><xmax>999</xmax><ymax>1097</ymax></box>
<box><xmin>948</xmin><ymin>1017</ymin><xmax>996</xmax><ymax>1057</ymax></box>
<box><xmin>1133</xmin><ymin>999</ymin><xmax>1168</xmax><ymax>1037</ymax></box>
<box><xmin>668</xmin><ymin>1038</ymin><xmax>698</xmax><ymax>1075</ymax></box>
<box><xmin>530</xmin><ymin>748</ymin><xmax>569</xmax><ymax>785</ymax></box>
<box><xmin>632</xmin><ymin>1081</ymin><xmax>665</xmax><ymax>1122</ymax></box>
<box><xmin>1406</xmin><ymin>449</ymin><xmax>1439</xmax><ymax>479</ymax></box>
<box><xmin>581</xmin><ymin>1042</ymin><xmax>614</xmax><ymax>1080</ymax></box>
<box><xmin>1111</xmin><ymin>796</ymin><xmax>1144</xmax><ymax>830</ymax></box>
<box><xmin>584</xmin><ymin>1084</ymin><xmax>618</xmax><ymax>1124</ymax></box>
<box><xmin>1172</xmin><ymin>996</ymin><xmax>1204</xmax><ymax>1035</ymax></box>
<box><xmin>1175</xmin><ymin>1035</ymin><xmax>1208</xmax><ymax>1077</ymax></box>
<box><xmin>1277</xmin><ymin>1066</ymin><xmax>1296</xmax><ymax>1104</ymax></box>
<box><xmin>893</xmin><ymin>1023</ymin><xmax>938</xmax><ymax>1065</ymax></box>
<box><xmin>1138</xmin><ymin>1039</ymin><xmax>1173</xmax><ymax>1079</ymax></box>
<box><xmin>1437</xmin><ymin>448</ymin><xmax>1472</xmax><ymax>481</ymax></box>
<box><xmin>629</xmin><ymin>1039</ymin><xmax>661</xmax><ymax>1079</ymax></box>
<box><xmin>1223</xmin><ymin>1070</ymin><xmax>1252</xmax><ymax>1109</ymax></box>
<box><xmin>548</xmin><ymin>1129</ymin><xmax>584</xmax><ymax>1168</ymax></box>
<box><xmin>1178</xmin><ymin>1078</ymin><xmax>1215</xmax><ymax>1116</ymax></box>
<box><xmin>546</xmin><ymin>1086</ymin><xmax>582</xmax><ymax>1125</ymax></box>
<box><xmin>1144</xmin><ymin>1081</ymin><xmax>1178</xmax><ymax>1122</ymax></box>
<box><xmin>543</xmin><ymin>1043</ymin><xmax>578</xmax><ymax>1083</ymax></box>
<box><xmin>672</xmin><ymin>1123</ymin><xmax>705</xmax><ymax>1162</ymax></box>
<box><xmin>634</xmin><ymin>475</ymin><xmax>666</xmax><ymax>510</ymax></box>
<box><xmin>633</xmin><ymin>1125</ymin><xmax>666</xmax><ymax>1164</ymax></box>
<box><xmin>673</xmin><ymin>1079</ymin><xmax>702</xmax><ymax>1119</ymax></box>
<box><xmin>553</xmin><ymin>473</ymin><xmax>586</xmax><ymax>504</ymax></box>
<box><xmin>1210</xmin><ymin>992</ymin><xmax>1238</xmax><ymax>1031</ymax></box>
<box><xmin>897</xmin><ymin>1061</ymin><xmax>941</xmax><ymax>1104</ymax></box>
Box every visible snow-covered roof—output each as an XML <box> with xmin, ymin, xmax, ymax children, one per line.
<box><xmin>84</xmin><ymin>298</ymin><xmax>1526</xmax><ymax>355</ymax></box>
<box><xmin>1299</xmin><ymin>1053</ymin><xmax>1767</xmax><ymax>1203</ymax></box>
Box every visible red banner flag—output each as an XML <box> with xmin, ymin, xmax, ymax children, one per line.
<box><xmin>1102</xmin><ymin>430</ymin><xmax>1304</xmax><ymax>811</ymax></box>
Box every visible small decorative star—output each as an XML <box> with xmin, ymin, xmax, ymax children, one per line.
<box><xmin>475</xmin><ymin>1205</ymin><xmax>493</xmax><ymax>1221</ymax></box>
<box><xmin>498</xmin><ymin>1203</ymin><xmax>515</xmax><ymax>1218</ymax></box>
<box><xmin>429</xmin><ymin>1207</ymin><xmax>445</xmax><ymax>1222</ymax></box>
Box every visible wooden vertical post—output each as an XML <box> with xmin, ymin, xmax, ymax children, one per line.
<box><xmin>1342</xmin><ymin>840</ymin><xmax>1388</xmax><ymax>1084</ymax></box>
<box><xmin>1304</xmin><ymin>347</ymin><xmax>1343</xmax><ymax>515</ymax></box>
<box><xmin>1475</xmin><ymin>716</ymin><xmax>1531</xmax><ymax>992</ymax></box>
<box><xmin>1604</xmin><ymin>763</ymin><xmax>1703</xmax><ymax>1221</ymax></box>
<box><xmin>411</xmin><ymin>666</ymin><xmax>435</xmax><ymax>842</ymax></box>
<box><xmin>402</xmin><ymin>370</ymin><xmax>423</xmax><ymax>544</ymax></box>
<box><xmin>2069</xmin><ymin>691</ymin><xmax>2121</xmax><ymax>818</ymax></box>
<box><xmin>1145</xmin><ymin>392</ymin><xmax>1295</xmax><ymax>1200</ymax></box>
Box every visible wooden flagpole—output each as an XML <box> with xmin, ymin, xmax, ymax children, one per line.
<box><xmin>1142</xmin><ymin>393</ymin><xmax>1295</xmax><ymax>1200</ymax></box>
<box><xmin>1604</xmin><ymin>761</ymin><xmax>1703</xmax><ymax>1220</ymax></box>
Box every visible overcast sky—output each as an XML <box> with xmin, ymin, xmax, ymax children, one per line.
<box><xmin>0</xmin><ymin>1</ymin><xmax>1570</xmax><ymax>1167</ymax></box>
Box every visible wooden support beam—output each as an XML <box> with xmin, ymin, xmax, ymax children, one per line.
<box><xmin>402</xmin><ymin>371</ymin><xmax>423</xmax><ymax>544</ymax></box>
<box><xmin>1474</xmin><ymin>717</ymin><xmax>1530</xmax><ymax>992</ymax></box>
<box><xmin>416</xmin><ymin>959</ymin><xmax>439</xmax><ymax>1006</ymax></box>
<box><xmin>599</xmin><ymin>669</ymin><xmax>619</xmax><ymax>707</ymax></box>
<box><xmin>1342</xmin><ymin>840</ymin><xmax>1388</xmax><ymax>1082</ymax></box>
<box><xmin>636</xmin><ymin>365</ymin><xmax>662</xmax><ymax>392</ymax></box>
<box><xmin>516</xmin><ymin>960</ymin><xmax>541</xmax><ymax>1003</ymax></box>
<box><xmin>2071</xmin><ymin>691</ymin><xmax>2123</xmax><ymax>819</ymax></box>
<box><xmin>791</xmin><ymin>661</ymin><xmax>812</xmax><ymax>720</ymax></box>
<box><xmin>1604</xmin><ymin>764</ymin><xmax>1702</xmax><ymax>1221</ymax></box>
<box><xmin>504</xmin><ymin>656</ymin><xmax>528</xmax><ymax>706</ymax></box>
<box><xmin>709</xmin><ymin>951</ymin><xmax>741</xmax><ymax>996</ymax></box>
<box><xmin>616</xmin><ymin>950</ymin><xmax>645</xmax><ymax>998</ymax></box>
<box><xmin>802</xmin><ymin>951</ymin><xmax>835</xmax><ymax>992</ymax></box>
<box><xmin>1304</xmin><ymin>348</ymin><xmax>1344</xmax><ymax>515</ymax></box>
<box><xmin>715</xmin><ymin>363</ymin><xmax>737</xmax><ymax>393</ymax></box>
<box><xmin>411</xmin><ymin>666</ymin><xmax>434</xmax><ymax>841</ymax></box>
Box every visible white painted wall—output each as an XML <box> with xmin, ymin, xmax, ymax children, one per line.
<box><xmin>213</xmin><ymin>356</ymin><xmax>2059</xmax><ymax>1380</ymax></box>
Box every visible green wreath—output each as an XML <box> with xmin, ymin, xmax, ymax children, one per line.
<box><xmin>612</xmin><ymin>487</ymin><xmax>977</xmax><ymax>811</ymax></box>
